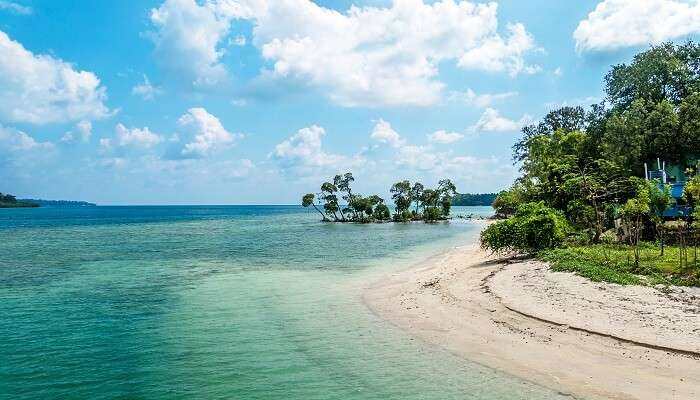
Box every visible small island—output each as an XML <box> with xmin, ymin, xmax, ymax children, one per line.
<box><xmin>0</xmin><ymin>193</ymin><xmax>38</xmax><ymax>208</ymax></box>
<box><xmin>302</xmin><ymin>172</ymin><xmax>457</xmax><ymax>223</ymax></box>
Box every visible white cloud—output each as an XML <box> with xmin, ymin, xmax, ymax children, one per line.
<box><xmin>255</xmin><ymin>0</ymin><xmax>538</xmax><ymax>106</ymax></box>
<box><xmin>177</xmin><ymin>107</ymin><xmax>240</xmax><ymax>158</ymax></box>
<box><xmin>370</xmin><ymin>119</ymin><xmax>404</xmax><ymax>148</ymax></box>
<box><xmin>0</xmin><ymin>1</ymin><xmax>32</xmax><ymax>15</ymax></box>
<box><xmin>114</xmin><ymin>123</ymin><xmax>164</xmax><ymax>149</ymax></box>
<box><xmin>554</xmin><ymin>67</ymin><xmax>563</xmax><ymax>77</ymax></box>
<box><xmin>132</xmin><ymin>75</ymin><xmax>162</xmax><ymax>100</ymax></box>
<box><xmin>574</xmin><ymin>0</ymin><xmax>700</xmax><ymax>52</ymax></box>
<box><xmin>448</xmin><ymin>88</ymin><xmax>517</xmax><ymax>108</ymax></box>
<box><xmin>0</xmin><ymin>30</ymin><xmax>111</xmax><ymax>124</ymax></box>
<box><xmin>149</xmin><ymin>0</ymin><xmax>264</xmax><ymax>89</ymax></box>
<box><xmin>457</xmin><ymin>23</ymin><xmax>539</xmax><ymax>76</ymax></box>
<box><xmin>473</xmin><ymin>108</ymin><xmax>529</xmax><ymax>132</ymax></box>
<box><xmin>60</xmin><ymin>120</ymin><xmax>92</xmax><ymax>143</ymax></box>
<box><xmin>271</xmin><ymin>125</ymin><xmax>363</xmax><ymax>175</ymax></box>
<box><xmin>427</xmin><ymin>130</ymin><xmax>464</xmax><ymax>144</ymax></box>
<box><xmin>0</xmin><ymin>124</ymin><xmax>53</xmax><ymax>152</ymax></box>
<box><xmin>150</xmin><ymin>0</ymin><xmax>538</xmax><ymax>105</ymax></box>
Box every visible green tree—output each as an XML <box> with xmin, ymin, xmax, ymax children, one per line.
<box><xmin>621</xmin><ymin>182</ymin><xmax>651</xmax><ymax>269</ymax></box>
<box><xmin>647</xmin><ymin>180</ymin><xmax>672</xmax><ymax>255</ymax></box>
<box><xmin>334</xmin><ymin>172</ymin><xmax>355</xmax><ymax>219</ymax></box>
<box><xmin>320</xmin><ymin>182</ymin><xmax>341</xmax><ymax>221</ymax></box>
<box><xmin>480</xmin><ymin>202</ymin><xmax>569</xmax><ymax>254</ymax></box>
<box><xmin>302</xmin><ymin>193</ymin><xmax>328</xmax><ymax>221</ymax></box>
<box><xmin>411</xmin><ymin>182</ymin><xmax>424</xmax><ymax>214</ymax></box>
<box><xmin>391</xmin><ymin>180</ymin><xmax>413</xmax><ymax>221</ymax></box>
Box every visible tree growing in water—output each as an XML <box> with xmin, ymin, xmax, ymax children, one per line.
<box><xmin>301</xmin><ymin>173</ymin><xmax>458</xmax><ymax>223</ymax></box>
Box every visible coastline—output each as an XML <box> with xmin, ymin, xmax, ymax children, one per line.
<box><xmin>363</xmin><ymin>231</ymin><xmax>700</xmax><ymax>400</ymax></box>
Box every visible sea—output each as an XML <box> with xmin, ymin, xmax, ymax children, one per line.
<box><xmin>0</xmin><ymin>205</ymin><xmax>567</xmax><ymax>399</ymax></box>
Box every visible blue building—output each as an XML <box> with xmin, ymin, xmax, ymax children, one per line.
<box><xmin>645</xmin><ymin>158</ymin><xmax>697</xmax><ymax>219</ymax></box>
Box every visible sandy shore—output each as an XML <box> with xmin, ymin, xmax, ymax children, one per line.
<box><xmin>363</xmin><ymin>238</ymin><xmax>700</xmax><ymax>400</ymax></box>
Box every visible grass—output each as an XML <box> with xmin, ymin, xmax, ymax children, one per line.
<box><xmin>540</xmin><ymin>242</ymin><xmax>700</xmax><ymax>287</ymax></box>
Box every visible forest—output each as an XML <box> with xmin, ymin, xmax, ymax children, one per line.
<box><xmin>481</xmin><ymin>42</ymin><xmax>700</xmax><ymax>286</ymax></box>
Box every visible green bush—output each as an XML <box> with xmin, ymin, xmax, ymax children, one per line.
<box><xmin>423</xmin><ymin>206</ymin><xmax>443</xmax><ymax>222</ymax></box>
<box><xmin>480</xmin><ymin>202</ymin><xmax>569</xmax><ymax>254</ymax></box>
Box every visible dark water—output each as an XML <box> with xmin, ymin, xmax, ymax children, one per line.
<box><xmin>0</xmin><ymin>206</ymin><xmax>565</xmax><ymax>399</ymax></box>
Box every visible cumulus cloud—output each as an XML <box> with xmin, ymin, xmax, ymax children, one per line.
<box><xmin>448</xmin><ymin>88</ymin><xmax>517</xmax><ymax>108</ymax></box>
<box><xmin>101</xmin><ymin>124</ymin><xmax>164</xmax><ymax>152</ymax></box>
<box><xmin>367</xmin><ymin>121</ymin><xmax>516</xmax><ymax>190</ymax></box>
<box><xmin>0</xmin><ymin>1</ymin><xmax>32</xmax><ymax>15</ymax></box>
<box><xmin>427</xmin><ymin>130</ymin><xmax>464</xmax><ymax>144</ymax></box>
<box><xmin>574</xmin><ymin>0</ymin><xmax>700</xmax><ymax>52</ymax></box>
<box><xmin>473</xmin><ymin>108</ymin><xmax>530</xmax><ymax>132</ymax></box>
<box><xmin>0</xmin><ymin>124</ymin><xmax>53</xmax><ymax>152</ymax></box>
<box><xmin>271</xmin><ymin>125</ymin><xmax>363</xmax><ymax>175</ymax></box>
<box><xmin>456</xmin><ymin>23</ymin><xmax>539</xmax><ymax>76</ymax></box>
<box><xmin>176</xmin><ymin>107</ymin><xmax>240</xmax><ymax>158</ymax></box>
<box><xmin>61</xmin><ymin>120</ymin><xmax>93</xmax><ymax>143</ymax></box>
<box><xmin>255</xmin><ymin>0</ymin><xmax>538</xmax><ymax>106</ymax></box>
<box><xmin>370</xmin><ymin>119</ymin><xmax>404</xmax><ymax>148</ymax></box>
<box><xmin>0</xmin><ymin>30</ymin><xmax>111</xmax><ymax>125</ymax></box>
<box><xmin>148</xmin><ymin>0</ymin><xmax>264</xmax><ymax>89</ymax></box>
<box><xmin>149</xmin><ymin>0</ymin><xmax>538</xmax><ymax>105</ymax></box>
<box><xmin>131</xmin><ymin>75</ymin><xmax>162</xmax><ymax>100</ymax></box>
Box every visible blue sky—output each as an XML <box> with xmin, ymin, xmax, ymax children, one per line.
<box><xmin>1</xmin><ymin>0</ymin><xmax>699</xmax><ymax>205</ymax></box>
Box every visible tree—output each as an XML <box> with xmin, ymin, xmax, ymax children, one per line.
<box><xmin>391</xmin><ymin>180</ymin><xmax>413</xmax><ymax>221</ymax></box>
<box><xmin>513</xmin><ymin>106</ymin><xmax>587</xmax><ymax>163</ymax></box>
<box><xmin>411</xmin><ymin>182</ymin><xmax>424</xmax><ymax>214</ymax></box>
<box><xmin>320</xmin><ymin>182</ymin><xmax>341</xmax><ymax>221</ymax></box>
<box><xmin>621</xmin><ymin>182</ymin><xmax>651</xmax><ymax>270</ymax></box>
<box><xmin>678</xmin><ymin>92</ymin><xmax>700</xmax><ymax>160</ymax></box>
<box><xmin>437</xmin><ymin>179</ymin><xmax>457</xmax><ymax>216</ymax></box>
<box><xmin>334</xmin><ymin>172</ymin><xmax>355</xmax><ymax>219</ymax></box>
<box><xmin>480</xmin><ymin>202</ymin><xmax>569</xmax><ymax>254</ymax></box>
<box><xmin>605</xmin><ymin>42</ymin><xmax>699</xmax><ymax>110</ymax></box>
<box><xmin>647</xmin><ymin>180</ymin><xmax>672</xmax><ymax>255</ymax></box>
<box><xmin>302</xmin><ymin>193</ymin><xmax>328</xmax><ymax>221</ymax></box>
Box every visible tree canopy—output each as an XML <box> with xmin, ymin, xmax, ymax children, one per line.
<box><xmin>301</xmin><ymin>174</ymin><xmax>457</xmax><ymax>223</ymax></box>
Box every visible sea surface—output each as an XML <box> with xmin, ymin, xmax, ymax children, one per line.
<box><xmin>0</xmin><ymin>206</ymin><xmax>567</xmax><ymax>400</ymax></box>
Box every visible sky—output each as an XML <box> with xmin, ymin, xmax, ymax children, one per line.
<box><xmin>1</xmin><ymin>0</ymin><xmax>700</xmax><ymax>205</ymax></box>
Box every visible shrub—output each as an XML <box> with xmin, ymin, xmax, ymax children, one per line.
<box><xmin>423</xmin><ymin>206</ymin><xmax>443</xmax><ymax>222</ymax></box>
<box><xmin>480</xmin><ymin>202</ymin><xmax>569</xmax><ymax>254</ymax></box>
<box><xmin>374</xmin><ymin>204</ymin><xmax>391</xmax><ymax>221</ymax></box>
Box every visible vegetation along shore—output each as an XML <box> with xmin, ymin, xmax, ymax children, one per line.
<box><xmin>481</xmin><ymin>42</ymin><xmax>700</xmax><ymax>287</ymax></box>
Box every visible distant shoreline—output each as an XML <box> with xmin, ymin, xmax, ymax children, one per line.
<box><xmin>364</xmin><ymin>230</ymin><xmax>700</xmax><ymax>399</ymax></box>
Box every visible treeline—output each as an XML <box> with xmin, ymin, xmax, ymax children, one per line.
<box><xmin>451</xmin><ymin>193</ymin><xmax>497</xmax><ymax>206</ymax></box>
<box><xmin>0</xmin><ymin>193</ymin><xmax>38</xmax><ymax>208</ymax></box>
<box><xmin>482</xmin><ymin>42</ymin><xmax>700</xmax><ymax>276</ymax></box>
<box><xmin>20</xmin><ymin>199</ymin><xmax>96</xmax><ymax>207</ymax></box>
<box><xmin>302</xmin><ymin>172</ymin><xmax>457</xmax><ymax>223</ymax></box>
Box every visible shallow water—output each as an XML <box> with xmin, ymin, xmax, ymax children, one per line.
<box><xmin>0</xmin><ymin>206</ymin><xmax>566</xmax><ymax>399</ymax></box>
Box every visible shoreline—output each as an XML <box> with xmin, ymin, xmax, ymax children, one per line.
<box><xmin>363</xmin><ymin>237</ymin><xmax>700</xmax><ymax>400</ymax></box>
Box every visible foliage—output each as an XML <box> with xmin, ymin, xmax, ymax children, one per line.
<box><xmin>450</xmin><ymin>193</ymin><xmax>497</xmax><ymax>206</ymax></box>
<box><xmin>301</xmin><ymin>174</ymin><xmax>458</xmax><ymax>223</ymax></box>
<box><xmin>480</xmin><ymin>202</ymin><xmax>569</xmax><ymax>254</ymax></box>
<box><xmin>0</xmin><ymin>192</ymin><xmax>39</xmax><ymax>208</ymax></box>
<box><xmin>684</xmin><ymin>176</ymin><xmax>700</xmax><ymax>208</ymax></box>
<box><xmin>542</xmin><ymin>244</ymin><xmax>699</xmax><ymax>286</ymax></box>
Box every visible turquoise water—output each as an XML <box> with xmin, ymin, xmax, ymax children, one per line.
<box><xmin>0</xmin><ymin>206</ymin><xmax>565</xmax><ymax>399</ymax></box>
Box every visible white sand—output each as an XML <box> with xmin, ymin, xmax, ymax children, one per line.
<box><xmin>363</xmin><ymin>240</ymin><xmax>700</xmax><ymax>400</ymax></box>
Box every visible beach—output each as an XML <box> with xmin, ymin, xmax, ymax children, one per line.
<box><xmin>364</xmin><ymin>230</ymin><xmax>700</xmax><ymax>400</ymax></box>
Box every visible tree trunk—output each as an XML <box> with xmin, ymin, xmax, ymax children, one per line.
<box><xmin>312</xmin><ymin>204</ymin><xmax>327</xmax><ymax>221</ymax></box>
